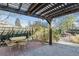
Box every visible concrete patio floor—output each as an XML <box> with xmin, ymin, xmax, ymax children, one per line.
<box><xmin>0</xmin><ymin>41</ymin><xmax>79</xmax><ymax>56</ymax></box>
<box><xmin>22</xmin><ymin>43</ymin><xmax>79</xmax><ymax>56</ymax></box>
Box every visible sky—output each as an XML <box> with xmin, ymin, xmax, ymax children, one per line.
<box><xmin>52</xmin><ymin>12</ymin><xmax>79</xmax><ymax>28</ymax></box>
<box><xmin>0</xmin><ymin>10</ymin><xmax>79</xmax><ymax>28</ymax></box>
<box><xmin>0</xmin><ymin>10</ymin><xmax>47</xmax><ymax>27</ymax></box>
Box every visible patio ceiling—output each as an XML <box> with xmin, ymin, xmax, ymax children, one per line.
<box><xmin>0</xmin><ymin>3</ymin><xmax>79</xmax><ymax>20</ymax></box>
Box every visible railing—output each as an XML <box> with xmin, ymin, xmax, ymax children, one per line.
<box><xmin>0</xmin><ymin>27</ymin><xmax>32</xmax><ymax>43</ymax></box>
<box><xmin>67</xmin><ymin>29</ymin><xmax>79</xmax><ymax>35</ymax></box>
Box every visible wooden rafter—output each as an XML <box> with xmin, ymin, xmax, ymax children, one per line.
<box><xmin>39</xmin><ymin>3</ymin><xmax>55</xmax><ymax>15</ymax></box>
<box><xmin>48</xmin><ymin>4</ymin><xmax>79</xmax><ymax>19</ymax></box>
<box><xmin>43</xmin><ymin>3</ymin><xmax>72</xmax><ymax>18</ymax></box>
<box><xmin>0</xmin><ymin>3</ymin><xmax>79</xmax><ymax>20</ymax></box>
<box><xmin>28</xmin><ymin>3</ymin><xmax>38</xmax><ymax>15</ymax></box>
<box><xmin>34</xmin><ymin>3</ymin><xmax>50</xmax><ymax>13</ymax></box>
<box><xmin>40</xmin><ymin>3</ymin><xmax>63</xmax><ymax>16</ymax></box>
<box><xmin>45</xmin><ymin>4</ymin><xmax>78</xmax><ymax>19</ymax></box>
<box><xmin>31</xmin><ymin>4</ymin><xmax>46</xmax><ymax>15</ymax></box>
<box><xmin>52</xmin><ymin>5</ymin><xmax>79</xmax><ymax>18</ymax></box>
<box><xmin>18</xmin><ymin>3</ymin><xmax>22</xmax><ymax>11</ymax></box>
<box><xmin>7</xmin><ymin>3</ymin><xmax>8</xmax><ymax>7</ymax></box>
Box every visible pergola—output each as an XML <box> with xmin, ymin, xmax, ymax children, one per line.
<box><xmin>0</xmin><ymin>3</ymin><xmax>79</xmax><ymax>45</ymax></box>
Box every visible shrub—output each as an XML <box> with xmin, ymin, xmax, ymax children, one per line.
<box><xmin>70</xmin><ymin>35</ymin><xmax>79</xmax><ymax>44</ymax></box>
<box><xmin>52</xmin><ymin>29</ymin><xmax>61</xmax><ymax>42</ymax></box>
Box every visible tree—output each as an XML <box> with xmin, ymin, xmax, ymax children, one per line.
<box><xmin>59</xmin><ymin>15</ymin><xmax>75</xmax><ymax>33</ymax></box>
<box><xmin>27</xmin><ymin>20</ymin><xmax>48</xmax><ymax>42</ymax></box>
<box><xmin>52</xmin><ymin>16</ymin><xmax>75</xmax><ymax>42</ymax></box>
<box><xmin>52</xmin><ymin>28</ymin><xmax>61</xmax><ymax>41</ymax></box>
<box><xmin>15</xmin><ymin>18</ymin><xmax>22</xmax><ymax>27</ymax></box>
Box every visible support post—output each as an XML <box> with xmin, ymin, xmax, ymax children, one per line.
<box><xmin>48</xmin><ymin>21</ymin><xmax>52</xmax><ymax>45</ymax></box>
<box><xmin>46</xmin><ymin>19</ymin><xmax>52</xmax><ymax>45</ymax></box>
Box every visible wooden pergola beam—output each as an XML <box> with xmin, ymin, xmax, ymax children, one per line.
<box><xmin>52</xmin><ymin>6</ymin><xmax>79</xmax><ymax>18</ymax></box>
<box><xmin>41</xmin><ymin>3</ymin><xmax>64</xmax><ymax>16</ymax></box>
<box><xmin>28</xmin><ymin>3</ymin><xmax>38</xmax><ymax>15</ymax></box>
<box><xmin>29</xmin><ymin>4</ymin><xmax>38</xmax><ymax>11</ymax></box>
<box><xmin>31</xmin><ymin>4</ymin><xmax>46</xmax><ymax>15</ymax></box>
<box><xmin>39</xmin><ymin>3</ymin><xmax>55</xmax><ymax>15</ymax></box>
<box><xmin>48</xmin><ymin>4</ymin><xmax>79</xmax><ymax>18</ymax></box>
<box><xmin>7</xmin><ymin>3</ymin><xmax>8</xmax><ymax>7</ymax></box>
<box><xmin>18</xmin><ymin>3</ymin><xmax>22</xmax><ymax>11</ymax></box>
<box><xmin>35</xmin><ymin>3</ymin><xmax>50</xmax><ymax>13</ymax></box>
<box><xmin>44</xmin><ymin>3</ymin><xmax>73</xmax><ymax>18</ymax></box>
<box><xmin>45</xmin><ymin>4</ymin><xmax>78</xmax><ymax>18</ymax></box>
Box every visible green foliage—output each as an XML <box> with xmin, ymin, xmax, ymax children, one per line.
<box><xmin>52</xmin><ymin>29</ymin><xmax>61</xmax><ymax>41</ymax></box>
<box><xmin>51</xmin><ymin>16</ymin><xmax>76</xmax><ymax>42</ymax></box>
<box><xmin>59</xmin><ymin>15</ymin><xmax>75</xmax><ymax>33</ymax></box>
